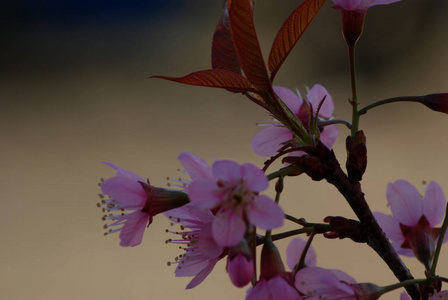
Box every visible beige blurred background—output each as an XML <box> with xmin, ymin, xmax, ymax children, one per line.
<box><xmin>1</xmin><ymin>1</ymin><xmax>448</xmax><ymax>299</ymax></box>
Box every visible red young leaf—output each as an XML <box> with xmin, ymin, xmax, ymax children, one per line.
<box><xmin>228</xmin><ymin>0</ymin><xmax>271</xmax><ymax>91</ymax></box>
<box><xmin>212</xmin><ymin>1</ymin><xmax>241</xmax><ymax>73</ymax></box>
<box><xmin>268</xmin><ymin>0</ymin><xmax>326</xmax><ymax>80</ymax></box>
<box><xmin>151</xmin><ymin>69</ymin><xmax>258</xmax><ymax>94</ymax></box>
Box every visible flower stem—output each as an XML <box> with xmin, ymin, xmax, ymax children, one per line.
<box><xmin>358</xmin><ymin>96</ymin><xmax>423</xmax><ymax>115</ymax></box>
<box><xmin>348</xmin><ymin>43</ymin><xmax>360</xmax><ymax>136</ymax></box>
<box><xmin>430</xmin><ymin>203</ymin><xmax>448</xmax><ymax>276</ymax></box>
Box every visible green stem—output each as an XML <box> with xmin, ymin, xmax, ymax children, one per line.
<box><xmin>348</xmin><ymin>43</ymin><xmax>360</xmax><ymax>136</ymax></box>
<box><xmin>317</xmin><ymin>119</ymin><xmax>352</xmax><ymax>130</ymax></box>
<box><xmin>379</xmin><ymin>278</ymin><xmax>429</xmax><ymax>296</ymax></box>
<box><xmin>358</xmin><ymin>96</ymin><xmax>423</xmax><ymax>115</ymax></box>
<box><xmin>430</xmin><ymin>204</ymin><xmax>448</xmax><ymax>276</ymax></box>
<box><xmin>267</xmin><ymin>165</ymin><xmax>303</xmax><ymax>181</ymax></box>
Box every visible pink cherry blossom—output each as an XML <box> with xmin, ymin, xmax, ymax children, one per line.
<box><xmin>373</xmin><ymin>180</ymin><xmax>447</xmax><ymax>267</ymax></box>
<box><xmin>332</xmin><ymin>0</ymin><xmax>401</xmax><ymax>11</ymax></box>
<box><xmin>164</xmin><ymin>203</ymin><xmax>225</xmax><ymax>289</ymax></box>
<box><xmin>180</xmin><ymin>153</ymin><xmax>284</xmax><ymax>247</ymax></box>
<box><xmin>294</xmin><ymin>266</ymin><xmax>357</xmax><ymax>300</ymax></box>
<box><xmin>227</xmin><ymin>252</ymin><xmax>254</xmax><ymax>288</ymax></box>
<box><xmin>251</xmin><ymin>84</ymin><xmax>338</xmax><ymax>157</ymax></box>
<box><xmin>98</xmin><ymin>162</ymin><xmax>188</xmax><ymax>247</ymax></box>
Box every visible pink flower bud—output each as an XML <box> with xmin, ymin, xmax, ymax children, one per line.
<box><xmin>227</xmin><ymin>252</ymin><xmax>253</xmax><ymax>288</ymax></box>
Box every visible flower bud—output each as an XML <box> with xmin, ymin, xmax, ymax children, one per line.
<box><xmin>346</xmin><ymin>130</ymin><xmax>367</xmax><ymax>182</ymax></box>
<box><xmin>226</xmin><ymin>239</ymin><xmax>254</xmax><ymax>288</ymax></box>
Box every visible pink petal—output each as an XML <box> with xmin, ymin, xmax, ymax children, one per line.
<box><xmin>212</xmin><ymin>159</ymin><xmax>243</xmax><ymax>183</ymax></box>
<box><xmin>212</xmin><ymin>208</ymin><xmax>246</xmax><ymax>247</ymax></box>
<box><xmin>198</xmin><ymin>222</ymin><xmax>224</xmax><ymax>258</ymax></box>
<box><xmin>400</xmin><ymin>292</ymin><xmax>411</xmax><ymax>300</ymax></box>
<box><xmin>295</xmin><ymin>267</ymin><xmax>355</xmax><ymax>298</ymax></box>
<box><xmin>286</xmin><ymin>237</ymin><xmax>317</xmax><ymax>270</ymax></box>
<box><xmin>175</xmin><ymin>253</ymin><xmax>209</xmax><ymax>277</ymax></box>
<box><xmin>267</xmin><ymin>276</ymin><xmax>301</xmax><ymax>300</ymax></box>
<box><xmin>251</xmin><ymin>126</ymin><xmax>292</xmax><ymax>157</ymax></box>
<box><xmin>163</xmin><ymin>203</ymin><xmax>215</xmax><ymax>226</ymax></box>
<box><xmin>330</xmin><ymin>269</ymin><xmax>357</xmax><ymax>284</ymax></box>
<box><xmin>185</xmin><ymin>258</ymin><xmax>219</xmax><ymax>289</ymax></box>
<box><xmin>332</xmin><ymin>0</ymin><xmax>364</xmax><ymax>10</ymax></box>
<box><xmin>320</xmin><ymin>124</ymin><xmax>338</xmax><ymax>149</ymax></box>
<box><xmin>307</xmin><ymin>84</ymin><xmax>334</xmax><ymax>118</ymax></box>
<box><xmin>273</xmin><ymin>86</ymin><xmax>302</xmax><ymax>114</ymax></box>
<box><xmin>187</xmin><ymin>179</ymin><xmax>221</xmax><ymax>209</ymax></box>
<box><xmin>101</xmin><ymin>176</ymin><xmax>146</xmax><ymax>207</ymax></box>
<box><xmin>102</xmin><ymin>161</ymin><xmax>144</xmax><ymax>181</ymax></box>
<box><xmin>387</xmin><ymin>180</ymin><xmax>423</xmax><ymax>226</ymax></box>
<box><xmin>373</xmin><ymin>212</ymin><xmax>404</xmax><ymax>242</ymax></box>
<box><xmin>423</xmin><ymin>181</ymin><xmax>446</xmax><ymax>227</ymax></box>
<box><xmin>247</xmin><ymin>195</ymin><xmax>284</xmax><ymax>230</ymax></box>
<box><xmin>178</xmin><ymin>152</ymin><xmax>213</xmax><ymax>181</ymax></box>
<box><xmin>246</xmin><ymin>279</ymin><xmax>270</xmax><ymax>300</ymax></box>
<box><xmin>241</xmin><ymin>163</ymin><xmax>269</xmax><ymax>192</ymax></box>
<box><xmin>366</xmin><ymin>0</ymin><xmax>402</xmax><ymax>8</ymax></box>
<box><xmin>119</xmin><ymin>211</ymin><xmax>151</xmax><ymax>247</ymax></box>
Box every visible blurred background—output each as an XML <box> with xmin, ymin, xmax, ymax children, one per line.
<box><xmin>1</xmin><ymin>0</ymin><xmax>448</xmax><ymax>299</ymax></box>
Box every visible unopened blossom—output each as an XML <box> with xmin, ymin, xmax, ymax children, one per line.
<box><xmin>227</xmin><ymin>238</ymin><xmax>254</xmax><ymax>288</ymax></box>
<box><xmin>180</xmin><ymin>152</ymin><xmax>284</xmax><ymax>247</ymax></box>
<box><xmin>164</xmin><ymin>203</ymin><xmax>225</xmax><ymax>289</ymax></box>
<box><xmin>373</xmin><ymin>180</ymin><xmax>447</xmax><ymax>269</ymax></box>
<box><xmin>246</xmin><ymin>240</ymin><xmax>301</xmax><ymax>300</ymax></box>
<box><xmin>251</xmin><ymin>85</ymin><xmax>338</xmax><ymax>157</ymax></box>
<box><xmin>332</xmin><ymin>0</ymin><xmax>401</xmax><ymax>12</ymax></box>
<box><xmin>98</xmin><ymin>162</ymin><xmax>189</xmax><ymax>247</ymax></box>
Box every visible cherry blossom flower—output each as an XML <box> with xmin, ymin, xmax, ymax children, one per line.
<box><xmin>180</xmin><ymin>152</ymin><xmax>284</xmax><ymax>247</ymax></box>
<box><xmin>332</xmin><ymin>0</ymin><xmax>401</xmax><ymax>12</ymax></box>
<box><xmin>98</xmin><ymin>162</ymin><xmax>188</xmax><ymax>247</ymax></box>
<box><xmin>164</xmin><ymin>203</ymin><xmax>225</xmax><ymax>289</ymax></box>
<box><xmin>251</xmin><ymin>85</ymin><xmax>338</xmax><ymax>157</ymax></box>
<box><xmin>373</xmin><ymin>180</ymin><xmax>447</xmax><ymax>269</ymax></box>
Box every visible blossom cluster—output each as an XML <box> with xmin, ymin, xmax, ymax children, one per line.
<box><xmin>94</xmin><ymin>0</ymin><xmax>448</xmax><ymax>299</ymax></box>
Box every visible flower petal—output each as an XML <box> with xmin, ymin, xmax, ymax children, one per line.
<box><xmin>101</xmin><ymin>176</ymin><xmax>146</xmax><ymax>207</ymax></box>
<box><xmin>175</xmin><ymin>252</ymin><xmax>209</xmax><ymax>277</ymax></box>
<box><xmin>212</xmin><ymin>208</ymin><xmax>246</xmax><ymax>247</ymax></box>
<box><xmin>251</xmin><ymin>126</ymin><xmax>292</xmax><ymax>157</ymax></box>
<box><xmin>185</xmin><ymin>258</ymin><xmax>219</xmax><ymax>289</ymax></box>
<box><xmin>387</xmin><ymin>180</ymin><xmax>423</xmax><ymax>226</ymax></box>
<box><xmin>241</xmin><ymin>163</ymin><xmax>269</xmax><ymax>192</ymax></box>
<box><xmin>320</xmin><ymin>124</ymin><xmax>338</xmax><ymax>149</ymax></box>
<box><xmin>178</xmin><ymin>152</ymin><xmax>213</xmax><ymax>181</ymax></box>
<box><xmin>198</xmin><ymin>222</ymin><xmax>224</xmax><ymax>258</ymax></box>
<box><xmin>246</xmin><ymin>279</ymin><xmax>270</xmax><ymax>300</ymax></box>
<box><xmin>274</xmin><ymin>86</ymin><xmax>302</xmax><ymax>114</ymax></box>
<box><xmin>119</xmin><ymin>211</ymin><xmax>151</xmax><ymax>247</ymax></box>
<box><xmin>188</xmin><ymin>179</ymin><xmax>221</xmax><ymax>209</ymax></box>
<box><xmin>308</xmin><ymin>84</ymin><xmax>334</xmax><ymax>118</ymax></box>
<box><xmin>247</xmin><ymin>195</ymin><xmax>284</xmax><ymax>230</ymax></box>
<box><xmin>373</xmin><ymin>212</ymin><xmax>404</xmax><ymax>242</ymax></box>
<box><xmin>102</xmin><ymin>161</ymin><xmax>144</xmax><ymax>181</ymax></box>
<box><xmin>423</xmin><ymin>181</ymin><xmax>446</xmax><ymax>227</ymax></box>
<box><xmin>286</xmin><ymin>237</ymin><xmax>317</xmax><ymax>270</ymax></box>
<box><xmin>267</xmin><ymin>275</ymin><xmax>301</xmax><ymax>300</ymax></box>
<box><xmin>212</xmin><ymin>159</ymin><xmax>243</xmax><ymax>183</ymax></box>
